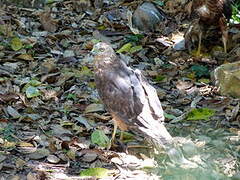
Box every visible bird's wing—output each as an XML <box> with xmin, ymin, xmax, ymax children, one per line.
<box><xmin>95</xmin><ymin>58</ymin><xmax>164</xmax><ymax>123</ymax></box>
<box><xmin>132</xmin><ymin>69</ymin><xmax>172</xmax><ymax>144</ymax></box>
<box><xmin>94</xmin><ymin>59</ymin><xmax>144</xmax><ymax>126</ymax></box>
<box><xmin>134</xmin><ymin>69</ymin><xmax>165</xmax><ymax>122</ymax></box>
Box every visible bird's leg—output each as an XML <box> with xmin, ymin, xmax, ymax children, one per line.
<box><xmin>111</xmin><ymin>120</ymin><xmax>118</xmax><ymax>143</ymax></box>
<box><xmin>107</xmin><ymin>120</ymin><xmax>118</xmax><ymax>150</ymax></box>
<box><xmin>222</xmin><ymin>33</ymin><xmax>228</xmax><ymax>53</ymax></box>
<box><xmin>120</xmin><ymin>131</ymin><xmax>125</xmax><ymax>141</ymax></box>
<box><xmin>219</xmin><ymin>17</ymin><xmax>228</xmax><ymax>53</ymax></box>
<box><xmin>196</xmin><ymin>31</ymin><xmax>202</xmax><ymax>57</ymax></box>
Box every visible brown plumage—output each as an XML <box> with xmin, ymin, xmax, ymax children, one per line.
<box><xmin>185</xmin><ymin>0</ymin><xmax>234</xmax><ymax>55</ymax></box>
<box><xmin>92</xmin><ymin>42</ymin><xmax>172</xmax><ymax>149</ymax></box>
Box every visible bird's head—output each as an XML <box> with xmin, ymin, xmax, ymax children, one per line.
<box><xmin>92</xmin><ymin>42</ymin><xmax>117</xmax><ymax>69</ymax></box>
<box><xmin>91</xmin><ymin>42</ymin><xmax>115</xmax><ymax>57</ymax></box>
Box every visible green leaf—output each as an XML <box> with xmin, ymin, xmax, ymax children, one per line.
<box><xmin>119</xmin><ymin>131</ymin><xmax>134</xmax><ymax>142</ymax></box>
<box><xmin>80</xmin><ymin>66</ymin><xmax>92</xmax><ymax>76</ymax></box>
<box><xmin>164</xmin><ymin>112</ymin><xmax>176</xmax><ymax>120</ymax></box>
<box><xmin>29</xmin><ymin>79</ymin><xmax>41</xmax><ymax>86</ymax></box>
<box><xmin>1</xmin><ymin>124</ymin><xmax>15</xmax><ymax>141</ymax></box>
<box><xmin>186</xmin><ymin>108</ymin><xmax>215</xmax><ymax>121</ymax></box>
<box><xmin>26</xmin><ymin>86</ymin><xmax>41</xmax><ymax>98</ymax></box>
<box><xmin>198</xmin><ymin>78</ymin><xmax>210</xmax><ymax>84</ymax></box>
<box><xmin>67</xmin><ymin>93</ymin><xmax>77</xmax><ymax>100</ymax></box>
<box><xmin>91</xmin><ymin>130</ymin><xmax>110</xmax><ymax>148</ymax></box>
<box><xmin>80</xmin><ymin>168</ymin><xmax>109</xmax><ymax>178</ymax></box>
<box><xmin>24</xmin><ymin>44</ymin><xmax>34</xmax><ymax>49</ymax></box>
<box><xmin>125</xmin><ymin>34</ymin><xmax>144</xmax><ymax>43</ymax></box>
<box><xmin>153</xmin><ymin>0</ymin><xmax>164</xmax><ymax>6</ymax></box>
<box><xmin>91</xmin><ymin>39</ymin><xmax>101</xmax><ymax>44</ymax></box>
<box><xmin>154</xmin><ymin>75</ymin><xmax>166</xmax><ymax>82</ymax></box>
<box><xmin>11</xmin><ymin>37</ymin><xmax>23</xmax><ymax>51</ymax></box>
<box><xmin>129</xmin><ymin>45</ymin><xmax>143</xmax><ymax>53</ymax></box>
<box><xmin>74</xmin><ymin>66</ymin><xmax>93</xmax><ymax>78</ymax></box>
<box><xmin>74</xmin><ymin>115</ymin><xmax>93</xmax><ymax>130</ymax></box>
<box><xmin>190</xmin><ymin>65</ymin><xmax>209</xmax><ymax>78</ymax></box>
<box><xmin>231</xmin><ymin>4</ymin><xmax>240</xmax><ymax>23</ymax></box>
<box><xmin>117</xmin><ymin>43</ymin><xmax>132</xmax><ymax>53</ymax></box>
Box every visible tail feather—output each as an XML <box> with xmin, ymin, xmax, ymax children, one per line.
<box><xmin>137</xmin><ymin>116</ymin><xmax>173</xmax><ymax>148</ymax></box>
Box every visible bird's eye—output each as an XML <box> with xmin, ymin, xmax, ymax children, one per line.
<box><xmin>99</xmin><ymin>48</ymin><xmax>105</xmax><ymax>52</ymax></box>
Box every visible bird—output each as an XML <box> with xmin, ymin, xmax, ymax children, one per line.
<box><xmin>184</xmin><ymin>0</ymin><xmax>234</xmax><ymax>56</ymax></box>
<box><xmin>92</xmin><ymin>42</ymin><xmax>173</xmax><ymax>150</ymax></box>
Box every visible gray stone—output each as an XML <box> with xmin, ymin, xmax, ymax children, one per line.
<box><xmin>212</xmin><ymin>61</ymin><xmax>240</xmax><ymax>98</ymax></box>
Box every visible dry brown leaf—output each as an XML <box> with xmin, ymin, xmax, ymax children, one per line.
<box><xmin>0</xmin><ymin>93</ymin><xmax>19</xmax><ymax>103</ymax></box>
<box><xmin>17</xmin><ymin>54</ymin><xmax>34</xmax><ymax>61</ymax></box>
<box><xmin>67</xmin><ymin>149</ymin><xmax>76</xmax><ymax>160</ymax></box>
<box><xmin>15</xmin><ymin>158</ymin><xmax>26</xmax><ymax>169</ymax></box>
<box><xmin>72</xmin><ymin>0</ymin><xmax>92</xmax><ymax>13</ymax></box>
<box><xmin>27</xmin><ymin>172</ymin><xmax>37</xmax><ymax>180</ymax></box>
<box><xmin>39</xmin><ymin>11</ymin><xmax>58</xmax><ymax>32</ymax></box>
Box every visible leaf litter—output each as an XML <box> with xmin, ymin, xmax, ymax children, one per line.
<box><xmin>0</xmin><ymin>0</ymin><xmax>239</xmax><ymax>179</ymax></box>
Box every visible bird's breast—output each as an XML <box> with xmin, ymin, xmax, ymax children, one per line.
<box><xmin>197</xmin><ymin>5</ymin><xmax>210</xmax><ymax>16</ymax></box>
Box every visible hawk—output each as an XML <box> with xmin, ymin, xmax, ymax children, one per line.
<box><xmin>185</xmin><ymin>0</ymin><xmax>234</xmax><ymax>56</ymax></box>
<box><xmin>92</xmin><ymin>42</ymin><xmax>172</xmax><ymax>149</ymax></box>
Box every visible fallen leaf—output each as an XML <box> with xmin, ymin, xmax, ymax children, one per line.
<box><xmin>6</xmin><ymin>106</ymin><xmax>21</xmax><ymax>119</ymax></box>
<box><xmin>26</xmin><ymin>172</ymin><xmax>37</xmax><ymax>180</ymax></box>
<box><xmin>11</xmin><ymin>37</ymin><xmax>23</xmax><ymax>51</ymax></box>
<box><xmin>186</xmin><ymin>108</ymin><xmax>215</xmax><ymax>121</ymax></box>
<box><xmin>17</xmin><ymin>54</ymin><xmax>34</xmax><ymax>61</ymax></box>
<box><xmin>39</xmin><ymin>11</ymin><xmax>58</xmax><ymax>32</ymax></box>
<box><xmin>15</xmin><ymin>158</ymin><xmax>26</xmax><ymax>169</ymax></box>
<box><xmin>51</xmin><ymin>124</ymin><xmax>72</xmax><ymax>138</ymax></box>
<box><xmin>25</xmin><ymin>86</ymin><xmax>41</xmax><ymax>98</ymax></box>
<box><xmin>85</xmin><ymin>103</ymin><xmax>105</xmax><ymax>113</ymax></box>
<box><xmin>28</xmin><ymin>148</ymin><xmax>50</xmax><ymax>160</ymax></box>
<box><xmin>80</xmin><ymin>167</ymin><xmax>109</xmax><ymax>178</ymax></box>
<box><xmin>91</xmin><ymin>130</ymin><xmax>110</xmax><ymax>148</ymax></box>
<box><xmin>164</xmin><ymin>112</ymin><xmax>177</xmax><ymax>120</ymax></box>
<box><xmin>67</xmin><ymin>149</ymin><xmax>76</xmax><ymax>160</ymax></box>
<box><xmin>81</xmin><ymin>151</ymin><xmax>98</xmax><ymax>162</ymax></box>
<box><xmin>117</xmin><ymin>43</ymin><xmax>132</xmax><ymax>53</ymax></box>
<box><xmin>47</xmin><ymin>155</ymin><xmax>60</xmax><ymax>164</ymax></box>
<box><xmin>74</xmin><ymin>116</ymin><xmax>93</xmax><ymax>130</ymax></box>
<box><xmin>129</xmin><ymin>45</ymin><xmax>143</xmax><ymax>53</ymax></box>
<box><xmin>0</xmin><ymin>154</ymin><xmax>6</xmax><ymax>162</ymax></box>
<box><xmin>191</xmin><ymin>65</ymin><xmax>209</xmax><ymax>78</ymax></box>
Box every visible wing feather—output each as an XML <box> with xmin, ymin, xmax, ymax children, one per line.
<box><xmin>95</xmin><ymin>59</ymin><xmax>143</xmax><ymax>126</ymax></box>
<box><xmin>134</xmin><ymin>69</ymin><xmax>165</xmax><ymax>122</ymax></box>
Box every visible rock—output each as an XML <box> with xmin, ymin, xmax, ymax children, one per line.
<box><xmin>28</xmin><ymin>148</ymin><xmax>50</xmax><ymax>160</ymax></box>
<box><xmin>130</xmin><ymin>2</ymin><xmax>166</xmax><ymax>33</ymax></box>
<box><xmin>212</xmin><ymin>61</ymin><xmax>240</xmax><ymax>98</ymax></box>
<box><xmin>47</xmin><ymin>155</ymin><xmax>60</xmax><ymax>164</ymax></box>
<box><xmin>81</xmin><ymin>152</ymin><xmax>98</xmax><ymax>162</ymax></box>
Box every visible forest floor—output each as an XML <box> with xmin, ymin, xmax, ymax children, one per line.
<box><xmin>0</xmin><ymin>0</ymin><xmax>239</xmax><ymax>179</ymax></box>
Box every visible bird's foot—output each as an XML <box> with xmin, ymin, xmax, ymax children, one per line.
<box><xmin>107</xmin><ymin>139</ymin><xmax>117</xmax><ymax>150</ymax></box>
<box><xmin>190</xmin><ymin>49</ymin><xmax>202</xmax><ymax>57</ymax></box>
<box><xmin>107</xmin><ymin>139</ymin><xmax>127</xmax><ymax>152</ymax></box>
<box><xmin>196</xmin><ymin>49</ymin><xmax>201</xmax><ymax>57</ymax></box>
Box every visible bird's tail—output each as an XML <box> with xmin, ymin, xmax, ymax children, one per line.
<box><xmin>140</xmin><ymin>123</ymin><xmax>199</xmax><ymax>167</ymax></box>
<box><xmin>137</xmin><ymin>120</ymin><xmax>173</xmax><ymax>149</ymax></box>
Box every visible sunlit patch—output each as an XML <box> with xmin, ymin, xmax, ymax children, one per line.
<box><xmin>211</xmin><ymin>45</ymin><xmax>224</xmax><ymax>52</ymax></box>
<box><xmin>190</xmin><ymin>49</ymin><xmax>210</xmax><ymax>57</ymax></box>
